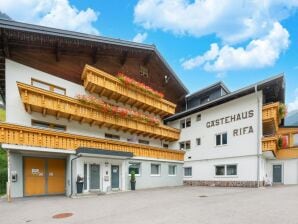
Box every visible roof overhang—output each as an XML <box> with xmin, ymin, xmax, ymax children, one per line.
<box><xmin>0</xmin><ymin>18</ymin><xmax>188</xmax><ymax>94</ymax></box>
<box><xmin>76</xmin><ymin>147</ymin><xmax>133</xmax><ymax>159</ymax></box>
<box><xmin>165</xmin><ymin>74</ymin><xmax>285</xmax><ymax>122</ymax></box>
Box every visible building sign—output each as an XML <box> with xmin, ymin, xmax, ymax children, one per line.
<box><xmin>206</xmin><ymin>110</ymin><xmax>255</xmax><ymax>137</ymax></box>
<box><xmin>206</xmin><ymin>110</ymin><xmax>254</xmax><ymax>128</ymax></box>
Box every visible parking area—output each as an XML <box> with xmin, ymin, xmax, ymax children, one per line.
<box><xmin>1</xmin><ymin>185</ymin><xmax>298</xmax><ymax>224</ymax></box>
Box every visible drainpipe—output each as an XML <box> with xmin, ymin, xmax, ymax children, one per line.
<box><xmin>255</xmin><ymin>85</ymin><xmax>261</xmax><ymax>187</ymax></box>
<box><xmin>70</xmin><ymin>154</ymin><xmax>81</xmax><ymax>197</ymax></box>
<box><xmin>7</xmin><ymin>149</ymin><xmax>11</xmax><ymax>202</ymax></box>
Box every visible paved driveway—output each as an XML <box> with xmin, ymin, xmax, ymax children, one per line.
<box><xmin>1</xmin><ymin>185</ymin><xmax>298</xmax><ymax>224</ymax></box>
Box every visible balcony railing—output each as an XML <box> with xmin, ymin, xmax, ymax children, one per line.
<box><xmin>82</xmin><ymin>65</ymin><xmax>176</xmax><ymax>116</ymax></box>
<box><xmin>262</xmin><ymin>127</ymin><xmax>298</xmax><ymax>159</ymax></box>
<box><xmin>18</xmin><ymin>82</ymin><xmax>180</xmax><ymax>142</ymax></box>
<box><xmin>0</xmin><ymin>123</ymin><xmax>184</xmax><ymax>161</ymax></box>
<box><xmin>262</xmin><ymin>102</ymin><xmax>279</xmax><ymax>132</ymax></box>
<box><xmin>262</xmin><ymin>136</ymin><xmax>277</xmax><ymax>156</ymax></box>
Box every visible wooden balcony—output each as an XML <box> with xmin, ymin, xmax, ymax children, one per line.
<box><xmin>82</xmin><ymin>65</ymin><xmax>176</xmax><ymax>116</ymax></box>
<box><xmin>18</xmin><ymin>82</ymin><xmax>180</xmax><ymax>142</ymax></box>
<box><xmin>262</xmin><ymin>136</ymin><xmax>277</xmax><ymax>156</ymax></box>
<box><xmin>0</xmin><ymin>122</ymin><xmax>184</xmax><ymax>161</ymax></box>
<box><xmin>262</xmin><ymin>102</ymin><xmax>279</xmax><ymax>133</ymax></box>
<box><xmin>276</xmin><ymin>127</ymin><xmax>298</xmax><ymax>159</ymax></box>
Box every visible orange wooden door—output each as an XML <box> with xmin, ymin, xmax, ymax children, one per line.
<box><xmin>47</xmin><ymin>159</ymin><xmax>66</xmax><ymax>194</ymax></box>
<box><xmin>24</xmin><ymin>157</ymin><xmax>46</xmax><ymax>196</ymax></box>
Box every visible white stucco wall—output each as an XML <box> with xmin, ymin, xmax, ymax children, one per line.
<box><xmin>266</xmin><ymin>159</ymin><xmax>298</xmax><ymax>185</ymax></box>
<box><xmin>5</xmin><ymin>59</ymin><xmax>167</xmax><ymax>148</ymax></box>
<box><xmin>168</xmin><ymin>92</ymin><xmax>263</xmax><ymax>182</ymax></box>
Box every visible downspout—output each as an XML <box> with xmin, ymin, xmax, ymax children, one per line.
<box><xmin>7</xmin><ymin>149</ymin><xmax>11</xmax><ymax>202</ymax></box>
<box><xmin>70</xmin><ymin>154</ymin><xmax>81</xmax><ymax>197</ymax></box>
<box><xmin>255</xmin><ymin>85</ymin><xmax>261</xmax><ymax>187</ymax></box>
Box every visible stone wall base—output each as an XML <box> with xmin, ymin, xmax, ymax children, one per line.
<box><xmin>184</xmin><ymin>180</ymin><xmax>264</xmax><ymax>188</ymax></box>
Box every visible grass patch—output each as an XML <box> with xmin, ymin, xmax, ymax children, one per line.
<box><xmin>0</xmin><ymin>108</ymin><xmax>5</xmax><ymax>122</ymax></box>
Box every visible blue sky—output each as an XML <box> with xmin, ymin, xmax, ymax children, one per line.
<box><xmin>1</xmin><ymin>0</ymin><xmax>297</xmax><ymax>111</ymax></box>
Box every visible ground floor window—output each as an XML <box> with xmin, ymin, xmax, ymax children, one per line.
<box><xmin>151</xmin><ymin>164</ymin><xmax>161</xmax><ymax>176</ymax></box>
<box><xmin>184</xmin><ymin>167</ymin><xmax>192</xmax><ymax>177</ymax></box>
<box><xmin>129</xmin><ymin>162</ymin><xmax>141</xmax><ymax>175</ymax></box>
<box><xmin>215</xmin><ymin>164</ymin><xmax>237</xmax><ymax>176</ymax></box>
<box><xmin>168</xmin><ymin>165</ymin><xmax>176</xmax><ymax>176</ymax></box>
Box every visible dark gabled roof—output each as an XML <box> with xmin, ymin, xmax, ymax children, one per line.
<box><xmin>165</xmin><ymin>74</ymin><xmax>285</xmax><ymax>122</ymax></box>
<box><xmin>186</xmin><ymin>81</ymin><xmax>230</xmax><ymax>99</ymax></box>
<box><xmin>76</xmin><ymin>147</ymin><xmax>133</xmax><ymax>158</ymax></box>
<box><xmin>0</xmin><ymin>18</ymin><xmax>188</xmax><ymax>93</ymax></box>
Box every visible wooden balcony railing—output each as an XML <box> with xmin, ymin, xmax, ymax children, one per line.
<box><xmin>82</xmin><ymin>65</ymin><xmax>176</xmax><ymax>116</ymax></box>
<box><xmin>17</xmin><ymin>82</ymin><xmax>180</xmax><ymax>142</ymax></box>
<box><xmin>262</xmin><ymin>102</ymin><xmax>279</xmax><ymax>132</ymax></box>
<box><xmin>262</xmin><ymin>136</ymin><xmax>277</xmax><ymax>156</ymax></box>
<box><xmin>0</xmin><ymin>123</ymin><xmax>184</xmax><ymax>161</ymax></box>
<box><xmin>276</xmin><ymin>127</ymin><xmax>298</xmax><ymax>159</ymax></box>
<box><xmin>262</xmin><ymin>127</ymin><xmax>298</xmax><ymax>159</ymax></box>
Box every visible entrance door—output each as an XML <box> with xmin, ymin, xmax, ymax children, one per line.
<box><xmin>47</xmin><ymin>159</ymin><xmax>65</xmax><ymax>194</ymax></box>
<box><xmin>90</xmin><ymin>164</ymin><xmax>100</xmax><ymax>190</ymax></box>
<box><xmin>273</xmin><ymin>165</ymin><xmax>282</xmax><ymax>183</ymax></box>
<box><xmin>24</xmin><ymin>157</ymin><xmax>46</xmax><ymax>196</ymax></box>
<box><xmin>111</xmin><ymin>165</ymin><xmax>120</xmax><ymax>189</ymax></box>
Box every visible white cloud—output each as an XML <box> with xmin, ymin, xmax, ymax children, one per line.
<box><xmin>288</xmin><ymin>88</ymin><xmax>298</xmax><ymax>112</ymax></box>
<box><xmin>132</xmin><ymin>32</ymin><xmax>148</xmax><ymax>43</ymax></box>
<box><xmin>182</xmin><ymin>22</ymin><xmax>289</xmax><ymax>72</ymax></box>
<box><xmin>135</xmin><ymin>0</ymin><xmax>298</xmax><ymax>73</ymax></box>
<box><xmin>0</xmin><ymin>0</ymin><xmax>99</xmax><ymax>35</ymax></box>
<box><xmin>134</xmin><ymin>0</ymin><xmax>298</xmax><ymax>44</ymax></box>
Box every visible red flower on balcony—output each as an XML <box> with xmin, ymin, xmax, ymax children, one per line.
<box><xmin>76</xmin><ymin>94</ymin><xmax>160</xmax><ymax>126</ymax></box>
<box><xmin>117</xmin><ymin>73</ymin><xmax>164</xmax><ymax>98</ymax></box>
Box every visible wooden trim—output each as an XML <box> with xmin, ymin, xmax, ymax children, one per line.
<box><xmin>17</xmin><ymin>82</ymin><xmax>180</xmax><ymax>141</ymax></box>
<box><xmin>0</xmin><ymin>122</ymin><xmax>184</xmax><ymax>161</ymax></box>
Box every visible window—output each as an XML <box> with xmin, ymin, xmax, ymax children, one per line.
<box><xmin>31</xmin><ymin>78</ymin><xmax>66</xmax><ymax>95</ymax></box>
<box><xmin>180</xmin><ymin>117</ymin><xmax>191</xmax><ymax>129</ymax></box>
<box><xmin>139</xmin><ymin>65</ymin><xmax>149</xmax><ymax>77</ymax></box>
<box><xmin>179</xmin><ymin>141</ymin><xmax>191</xmax><ymax>150</ymax></box>
<box><xmin>215</xmin><ymin>165</ymin><xmax>225</xmax><ymax>176</ymax></box>
<box><xmin>196</xmin><ymin>114</ymin><xmax>201</xmax><ymax>121</ymax></box>
<box><xmin>163</xmin><ymin>143</ymin><xmax>169</xmax><ymax>148</ymax></box>
<box><xmin>216</xmin><ymin>132</ymin><xmax>228</xmax><ymax>146</ymax></box>
<box><xmin>227</xmin><ymin>165</ymin><xmax>237</xmax><ymax>176</ymax></box>
<box><xmin>168</xmin><ymin>165</ymin><xmax>176</xmax><ymax>176</ymax></box>
<box><xmin>215</xmin><ymin>164</ymin><xmax>237</xmax><ymax>176</ymax></box>
<box><xmin>138</xmin><ymin>139</ymin><xmax>150</xmax><ymax>145</ymax></box>
<box><xmin>151</xmin><ymin>164</ymin><xmax>161</xmax><ymax>176</ymax></box>
<box><xmin>105</xmin><ymin>133</ymin><xmax>120</xmax><ymax>140</ymax></box>
<box><xmin>196</xmin><ymin>138</ymin><xmax>201</xmax><ymax>146</ymax></box>
<box><xmin>184</xmin><ymin>167</ymin><xmax>192</xmax><ymax>177</ymax></box>
<box><xmin>129</xmin><ymin>162</ymin><xmax>141</xmax><ymax>175</ymax></box>
<box><xmin>200</xmin><ymin>95</ymin><xmax>210</xmax><ymax>104</ymax></box>
<box><xmin>293</xmin><ymin>134</ymin><xmax>298</xmax><ymax>147</ymax></box>
<box><xmin>31</xmin><ymin>120</ymin><xmax>66</xmax><ymax>131</ymax></box>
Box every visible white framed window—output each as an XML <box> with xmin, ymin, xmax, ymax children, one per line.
<box><xmin>196</xmin><ymin>114</ymin><xmax>201</xmax><ymax>121</ymax></box>
<box><xmin>180</xmin><ymin>117</ymin><xmax>191</xmax><ymax>129</ymax></box>
<box><xmin>216</xmin><ymin>132</ymin><xmax>227</xmax><ymax>146</ymax></box>
<box><xmin>138</xmin><ymin>139</ymin><xmax>150</xmax><ymax>145</ymax></box>
<box><xmin>215</xmin><ymin>164</ymin><xmax>237</xmax><ymax>176</ymax></box>
<box><xmin>196</xmin><ymin>138</ymin><xmax>201</xmax><ymax>146</ymax></box>
<box><xmin>168</xmin><ymin>165</ymin><xmax>176</xmax><ymax>176</ymax></box>
<box><xmin>105</xmin><ymin>133</ymin><xmax>120</xmax><ymax>140</ymax></box>
<box><xmin>163</xmin><ymin>143</ymin><xmax>169</xmax><ymax>148</ymax></box>
<box><xmin>179</xmin><ymin>141</ymin><xmax>191</xmax><ymax>150</ymax></box>
<box><xmin>184</xmin><ymin>167</ymin><xmax>192</xmax><ymax>177</ymax></box>
<box><xmin>128</xmin><ymin>162</ymin><xmax>141</xmax><ymax>176</ymax></box>
<box><xmin>151</xmin><ymin>164</ymin><xmax>161</xmax><ymax>176</ymax></box>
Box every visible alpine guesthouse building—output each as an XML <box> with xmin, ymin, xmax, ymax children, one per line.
<box><xmin>0</xmin><ymin>19</ymin><xmax>297</xmax><ymax>198</ymax></box>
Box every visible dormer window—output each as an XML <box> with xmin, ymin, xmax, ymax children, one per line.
<box><xmin>200</xmin><ymin>95</ymin><xmax>210</xmax><ymax>104</ymax></box>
